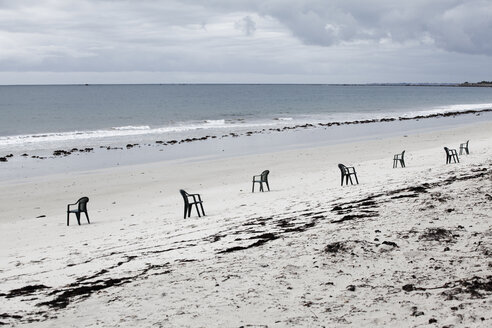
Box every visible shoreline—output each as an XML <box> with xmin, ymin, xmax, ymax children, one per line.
<box><xmin>0</xmin><ymin>119</ymin><xmax>491</xmax><ymax>326</ymax></box>
<box><xmin>0</xmin><ymin>110</ymin><xmax>491</xmax><ymax>183</ymax></box>
<box><xmin>1</xmin><ymin>108</ymin><xmax>491</xmax><ymax>162</ymax></box>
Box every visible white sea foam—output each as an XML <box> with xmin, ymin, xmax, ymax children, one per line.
<box><xmin>204</xmin><ymin>119</ymin><xmax>226</xmax><ymax>125</ymax></box>
<box><xmin>0</xmin><ymin>121</ymin><xmax>274</xmax><ymax>148</ymax></box>
<box><xmin>1</xmin><ymin>103</ymin><xmax>490</xmax><ymax>150</ymax></box>
<box><xmin>112</xmin><ymin>125</ymin><xmax>151</xmax><ymax>130</ymax></box>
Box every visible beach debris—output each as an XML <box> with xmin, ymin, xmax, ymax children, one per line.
<box><xmin>0</xmin><ymin>313</ymin><xmax>23</xmax><ymax>324</ymax></box>
<box><xmin>410</xmin><ymin>306</ymin><xmax>424</xmax><ymax>317</ymax></box>
<box><xmin>419</xmin><ymin>228</ymin><xmax>456</xmax><ymax>242</ymax></box>
<box><xmin>331</xmin><ymin>212</ymin><xmax>378</xmax><ymax>223</ymax></box>
<box><xmin>0</xmin><ymin>157</ymin><xmax>7</xmax><ymax>162</ymax></box>
<box><xmin>218</xmin><ymin>233</ymin><xmax>278</xmax><ymax>253</ymax></box>
<box><xmin>36</xmin><ymin>215</ymin><xmax>46</xmax><ymax>218</ymax></box>
<box><xmin>402</xmin><ymin>276</ymin><xmax>492</xmax><ymax>300</ymax></box>
<box><xmin>381</xmin><ymin>241</ymin><xmax>398</xmax><ymax>247</ymax></box>
<box><xmin>346</xmin><ymin>285</ymin><xmax>356</xmax><ymax>291</ymax></box>
<box><xmin>35</xmin><ymin>262</ymin><xmax>171</xmax><ymax>310</ymax></box>
<box><xmin>324</xmin><ymin>240</ymin><xmax>378</xmax><ymax>257</ymax></box>
<box><xmin>324</xmin><ymin>242</ymin><xmax>346</xmax><ymax>254</ymax></box>
<box><xmin>4</xmin><ymin>285</ymin><xmax>50</xmax><ymax>299</ymax></box>
<box><xmin>53</xmin><ymin>149</ymin><xmax>71</xmax><ymax>156</ymax></box>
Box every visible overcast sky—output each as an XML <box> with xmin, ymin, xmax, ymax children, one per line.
<box><xmin>1</xmin><ymin>0</ymin><xmax>491</xmax><ymax>84</ymax></box>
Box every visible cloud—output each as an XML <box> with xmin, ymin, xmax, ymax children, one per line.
<box><xmin>186</xmin><ymin>0</ymin><xmax>492</xmax><ymax>55</ymax></box>
<box><xmin>235</xmin><ymin>16</ymin><xmax>256</xmax><ymax>36</ymax></box>
<box><xmin>0</xmin><ymin>1</ymin><xmax>491</xmax><ymax>83</ymax></box>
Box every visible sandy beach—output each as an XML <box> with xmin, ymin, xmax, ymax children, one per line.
<box><xmin>1</xmin><ymin>120</ymin><xmax>491</xmax><ymax>327</ymax></box>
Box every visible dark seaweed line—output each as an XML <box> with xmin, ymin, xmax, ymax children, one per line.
<box><xmin>2</xmin><ymin>166</ymin><xmax>489</xmax><ymax>325</ymax></box>
<box><xmin>402</xmin><ymin>275</ymin><xmax>492</xmax><ymax>299</ymax></box>
<box><xmin>3</xmin><ymin>108</ymin><xmax>491</xmax><ymax>161</ymax></box>
<box><xmin>1</xmin><ymin>263</ymin><xmax>171</xmax><ymax>325</ymax></box>
<box><xmin>217</xmin><ymin>165</ymin><xmax>490</xmax><ymax>253</ymax></box>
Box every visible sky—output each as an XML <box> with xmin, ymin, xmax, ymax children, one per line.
<box><xmin>1</xmin><ymin>0</ymin><xmax>492</xmax><ymax>84</ymax></box>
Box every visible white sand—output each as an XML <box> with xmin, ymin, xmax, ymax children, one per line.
<box><xmin>1</xmin><ymin>121</ymin><xmax>491</xmax><ymax>327</ymax></box>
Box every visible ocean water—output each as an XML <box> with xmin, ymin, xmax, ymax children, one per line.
<box><xmin>1</xmin><ymin>84</ymin><xmax>492</xmax><ymax>154</ymax></box>
<box><xmin>1</xmin><ymin>84</ymin><xmax>492</xmax><ymax>181</ymax></box>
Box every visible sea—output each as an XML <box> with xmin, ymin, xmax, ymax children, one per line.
<box><xmin>1</xmin><ymin>84</ymin><xmax>492</xmax><ymax>181</ymax></box>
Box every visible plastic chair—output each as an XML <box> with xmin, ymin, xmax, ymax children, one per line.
<box><xmin>459</xmin><ymin>140</ymin><xmax>469</xmax><ymax>155</ymax></box>
<box><xmin>67</xmin><ymin>197</ymin><xmax>90</xmax><ymax>226</ymax></box>
<box><xmin>444</xmin><ymin>147</ymin><xmax>459</xmax><ymax>164</ymax></box>
<box><xmin>338</xmin><ymin>164</ymin><xmax>359</xmax><ymax>186</ymax></box>
<box><xmin>252</xmin><ymin>170</ymin><xmax>270</xmax><ymax>192</ymax></box>
<box><xmin>180</xmin><ymin>189</ymin><xmax>205</xmax><ymax>219</ymax></box>
<box><xmin>393</xmin><ymin>150</ymin><xmax>405</xmax><ymax>168</ymax></box>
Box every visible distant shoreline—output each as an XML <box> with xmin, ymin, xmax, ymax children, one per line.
<box><xmin>0</xmin><ymin>82</ymin><xmax>490</xmax><ymax>87</ymax></box>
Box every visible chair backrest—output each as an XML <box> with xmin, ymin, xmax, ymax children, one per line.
<box><xmin>401</xmin><ymin>150</ymin><xmax>405</xmax><ymax>159</ymax></box>
<box><xmin>338</xmin><ymin>164</ymin><xmax>347</xmax><ymax>173</ymax></box>
<box><xmin>261</xmin><ymin>170</ymin><xmax>269</xmax><ymax>181</ymax></box>
<box><xmin>444</xmin><ymin>147</ymin><xmax>449</xmax><ymax>155</ymax></box>
<box><xmin>465</xmin><ymin>140</ymin><xmax>469</xmax><ymax>147</ymax></box>
<box><xmin>77</xmin><ymin>197</ymin><xmax>89</xmax><ymax>212</ymax></box>
<box><xmin>179</xmin><ymin>189</ymin><xmax>189</xmax><ymax>205</ymax></box>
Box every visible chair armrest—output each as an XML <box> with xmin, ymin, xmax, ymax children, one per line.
<box><xmin>67</xmin><ymin>203</ymin><xmax>76</xmax><ymax>211</ymax></box>
<box><xmin>189</xmin><ymin>193</ymin><xmax>202</xmax><ymax>202</ymax></box>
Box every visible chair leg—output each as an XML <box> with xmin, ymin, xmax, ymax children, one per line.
<box><xmin>347</xmin><ymin>175</ymin><xmax>353</xmax><ymax>185</ymax></box>
<box><xmin>466</xmin><ymin>147</ymin><xmax>469</xmax><ymax>155</ymax></box>
<box><xmin>265</xmin><ymin>181</ymin><xmax>270</xmax><ymax>191</ymax></box>
<box><xmin>401</xmin><ymin>159</ymin><xmax>405</xmax><ymax>168</ymax></box>
<box><xmin>259</xmin><ymin>182</ymin><xmax>263</xmax><ymax>192</ymax></box>
<box><xmin>252</xmin><ymin>182</ymin><xmax>255</xmax><ymax>193</ymax></box>
<box><xmin>188</xmin><ymin>205</ymin><xmax>192</xmax><ymax>218</ymax></box>
<box><xmin>199</xmin><ymin>203</ymin><xmax>205</xmax><ymax>216</ymax></box>
<box><xmin>195</xmin><ymin>203</ymin><xmax>201</xmax><ymax>217</ymax></box>
<box><xmin>67</xmin><ymin>212</ymin><xmax>70</xmax><ymax>226</ymax></box>
<box><xmin>340</xmin><ymin>174</ymin><xmax>344</xmax><ymax>186</ymax></box>
<box><xmin>354</xmin><ymin>174</ymin><xmax>359</xmax><ymax>184</ymax></box>
<box><xmin>456</xmin><ymin>155</ymin><xmax>459</xmax><ymax>163</ymax></box>
<box><xmin>85</xmin><ymin>211</ymin><xmax>90</xmax><ymax>224</ymax></box>
<box><xmin>76</xmin><ymin>213</ymin><xmax>81</xmax><ymax>225</ymax></box>
<box><xmin>393</xmin><ymin>159</ymin><xmax>396</xmax><ymax>168</ymax></box>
